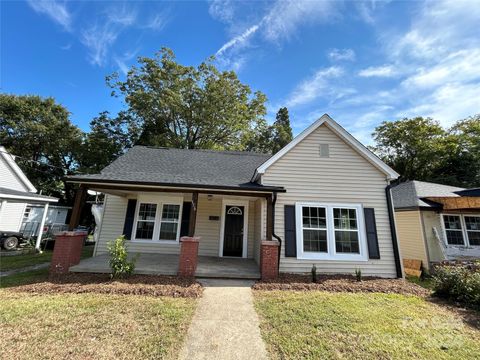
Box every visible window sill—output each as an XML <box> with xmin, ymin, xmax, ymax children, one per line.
<box><xmin>130</xmin><ymin>240</ymin><xmax>180</xmax><ymax>245</ymax></box>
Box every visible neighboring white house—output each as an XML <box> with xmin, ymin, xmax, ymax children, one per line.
<box><xmin>0</xmin><ymin>146</ymin><xmax>58</xmax><ymax>249</ymax></box>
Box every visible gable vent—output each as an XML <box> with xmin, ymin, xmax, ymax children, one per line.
<box><xmin>319</xmin><ymin>144</ymin><xmax>330</xmax><ymax>158</ymax></box>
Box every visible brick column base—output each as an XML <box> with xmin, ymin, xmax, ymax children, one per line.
<box><xmin>50</xmin><ymin>231</ymin><xmax>87</xmax><ymax>275</ymax></box>
<box><xmin>178</xmin><ymin>236</ymin><xmax>200</xmax><ymax>277</ymax></box>
<box><xmin>261</xmin><ymin>240</ymin><xmax>280</xmax><ymax>280</ymax></box>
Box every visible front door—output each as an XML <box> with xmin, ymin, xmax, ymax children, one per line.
<box><xmin>223</xmin><ymin>205</ymin><xmax>244</xmax><ymax>257</ymax></box>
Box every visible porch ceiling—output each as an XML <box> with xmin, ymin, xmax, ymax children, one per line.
<box><xmin>425</xmin><ymin>196</ymin><xmax>480</xmax><ymax>211</ymax></box>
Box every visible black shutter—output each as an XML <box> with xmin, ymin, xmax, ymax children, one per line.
<box><xmin>123</xmin><ymin>199</ymin><xmax>137</xmax><ymax>240</ymax></box>
<box><xmin>180</xmin><ymin>202</ymin><xmax>191</xmax><ymax>237</ymax></box>
<box><xmin>364</xmin><ymin>207</ymin><xmax>380</xmax><ymax>259</ymax></box>
<box><xmin>284</xmin><ymin>205</ymin><xmax>296</xmax><ymax>257</ymax></box>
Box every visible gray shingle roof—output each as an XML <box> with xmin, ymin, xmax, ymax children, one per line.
<box><xmin>68</xmin><ymin>146</ymin><xmax>282</xmax><ymax>191</ymax></box>
<box><xmin>0</xmin><ymin>187</ymin><xmax>58</xmax><ymax>202</ymax></box>
<box><xmin>391</xmin><ymin>180</ymin><xmax>465</xmax><ymax>209</ymax></box>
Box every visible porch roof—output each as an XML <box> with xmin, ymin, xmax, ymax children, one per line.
<box><xmin>0</xmin><ymin>187</ymin><xmax>58</xmax><ymax>204</ymax></box>
<box><xmin>68</xmin><ymin>146</ymin><xmax>285</xmax><ymax>193</ymax></box>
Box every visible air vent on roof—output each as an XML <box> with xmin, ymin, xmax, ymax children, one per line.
<box><xmin>319</xmin><ymin>144</ymin><xmax>330</xmax><ymax>158</ymax></box>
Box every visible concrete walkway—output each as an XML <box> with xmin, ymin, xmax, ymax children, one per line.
<box><xmin>0</xmin><ymin>262</ymin><xmax>50</xmax><ymax>277</ymax></box>
<box><xmin>178</xmin><ymin>279</ymin><xmax>268</xmax><ymax>360</ymax></box>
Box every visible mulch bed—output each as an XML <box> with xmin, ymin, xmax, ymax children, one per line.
<box><xmin>8</xmin><ymin>273</ymin><xmax>203</xmax><ymax>298</ymax></box>
<box><xmin>253</xmin><ymin>273</ymin><xmax>430</xmax><ymax>297</ymax></box>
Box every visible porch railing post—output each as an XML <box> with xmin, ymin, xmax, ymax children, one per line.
<box><xmin>188</xmin><ymin>192</ymin><xmax>199</xmax><ymax>237</ymax></box>
<box><xmin>266</xmin><ymin>195</ymin><xmax>273</xmax><ymax>241</ymax></box>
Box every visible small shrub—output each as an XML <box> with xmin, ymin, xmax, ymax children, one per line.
<box><xmin>311</xmin><ymin>264</ymin><xmax>317</xmax><ymax>283</ymax></box>
<box><xmin>107</xmin><ymin>235</ymin><xmax>137</xmax><ymax>278</ymax></box>
<box><xmin>432</xmin><ymin>263</ymin><xmax>480</xmax><ymax>309</ymax></box>
<box><xmin>355</xmin><ymin>268</ymin><xmax>362</xmax><ymax>282</ymax></box>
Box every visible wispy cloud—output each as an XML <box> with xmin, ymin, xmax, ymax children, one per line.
<box><xmin>328</xmin><ymin>48</ymin><xmax>356</xmax><ymax>62</ymax></box>
<box><xmin>286</xmin><ymin>67</ymin><xmax>345</xmax><ymax>108</ymax></box>
<box><xmin>145</xmin><ymin>11</ymin><xmax>169</xmax><ymax>31</ymax></box>
<box><xmin>114</xmin><ymin>49</ymin><xmax>139</xmax><ymax>75</ymax></box>
<box><xmin>208</xmin><ymin>0</ymin><xmax>235</xmax><ymax>23</ymax></box>
<box><xmin>80</xmin><ymin>4</ymin><xmax>138</xmax><ymax>67</ymax></box>
<box><xmin>358</xmin><ymin>65</ymin><xmax>396</xmax><ymax>78</ymax></box>
<box><xmin>216</xmin><ymin>24</ymin><xmax>259</xmax><ymax>56</ymax></box>
<box><xmin>27</xmin><ymin>0</ymin><xmax>72</xmax><ymax>31</ymax></box>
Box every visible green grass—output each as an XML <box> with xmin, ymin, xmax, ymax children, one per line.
<box><xmin>254</xmin><ymin>291</ymin><xmax>480</xmax><ymax>359</ymax></box>
<box><xmin>0</xmin><ymin>245</ymin><xmax>95</xmax><ymax>272</ymax></box>
<box><xmin>406</xmin><ymin>275</ymin><xmax>435</xmax><ymax>290</ymax></box>
<box><xmin>0</xmin><ymin>290</ymin><xmax>196</xmax><ymax>360</ymax></box>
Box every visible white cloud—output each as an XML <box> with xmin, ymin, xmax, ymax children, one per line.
<box><xmin>358</xmin><ymin>65</ymin><xmax>396</xmax><ymax>78</ymax></box>
<box><xmin>145</xmin><ymin>12</ymin><xmax>169</xmax><ymax>31</ymax></box>
<box><xmin>216</xmin><ymin>24</ymin><xmax>259</xmax><ymax>56</ymax></box>
<box><xmin>113</xmin><ymin>50</ymin><xmax>139</xmax><ymax>75</ymax></box>
<box><xmin>328</xmin><ymin>48</ymin><xmax>356</xmax><ymax>62</ymax></box>
<box><xmin>208</xmin><ymin>0</ymin><xmax>235</xmax><ymax>23</ymax></box>
<box><xmin>27</xmin><ymin>0</ymin><xmax>72</xmax><ymax>31</ymax></box>
<box><xmin>286</xmin><ymin>67</ymin><xmax>345</xmax><ymax>107</ymax></box>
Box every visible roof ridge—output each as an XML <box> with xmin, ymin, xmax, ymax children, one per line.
<box><xmin>135</xmin><ymin>145</ymin><xmax>270</xmax><ymax>157</ymax></box>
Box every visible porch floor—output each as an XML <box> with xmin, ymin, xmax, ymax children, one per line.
<box><xmin>69</xmin><ymin>253</ymin><xmax>261</xmax><ymax>279</ymax></box>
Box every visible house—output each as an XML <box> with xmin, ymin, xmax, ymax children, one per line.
<box><xmin>392</xmin><ymin>180</ymin><xmax>480</xmax><ymax>270</ymax></box>
<box><xmin>21</xmin><ymin>204</ymin><xmax>71</xmax><ymax>238</ymax></box>
<box><xmin>66</xmin><ymin>114</ymin><xmax>403</xmax><ymax>279</ymax></box>
<box><xmin>0</xmin><ymin>146</ymin><xmax>58</xmax><ymax>250</ymax></box>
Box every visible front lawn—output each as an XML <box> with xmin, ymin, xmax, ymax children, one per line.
<box><xmin>0</xmin><ymin>245</ymin><xmax>94</xmax><ymax>272</ymax></box>
<box><xmin>0</xmin><ymin>290</ymin><xmax>197</xmax><ymax>359</ymax></box>
<box><xmin>254</xmin><ymin>291</ymin><xmax>480</xmax><ymax>359</ymax></box>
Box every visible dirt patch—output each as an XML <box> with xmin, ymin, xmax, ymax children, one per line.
<box><xmin>8</xmin><ymin>272</ymin><xmax>203</xmax><ymax>298</ymax></box>
<box><xmin>253</xmin><ymin>273</ymin><xmax>430</xmax><ymax>297</ymax></box>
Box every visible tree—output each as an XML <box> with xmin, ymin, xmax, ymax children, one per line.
<box><xmin>370</xmin><ymin>117</ymin><xmax>447</xmax><ymax>182</ymax></box>
<box><xmin>107</xmin><ymin>48</ymin><xmax>267</xmax><ymax>150</ymax></box>
<box><xmin>78</xmin><ymin>111</ymin><xmax>140</xmax><ymax>173</ymax></box>
<box><xmin>271</xmin><ymin>107</ymin><xmax>293</xmax><ymax>154</ymax></box>
<box><xmin>0</xmin><ymin>94</ymin><xmax>83</xmax><ymax>203</ymax></box>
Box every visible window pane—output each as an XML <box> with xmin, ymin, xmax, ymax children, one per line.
<box><xmin>138</xmin><ymin>203</ymin><xmax>157</xmax><ymax>221</ymax></box>
<box><xmin>443</xmin><ymin>215</ymin><xmax>462</xmax><ymax>230</ymax></box>
<box><xmin>162</xmin><ymin>204</ymin><xmax>180</xmax><ymax>221</ymax></box>
<box><xmin>467</xmin><ymin>231</ymin><xmax>480</xmax><ymax>246</ymax></box>
<box><xmin>159</xmin><ymin>222</ymin><xmax>178</xmax><ymax>241</ymax></box>
<box><xmin>335</xmin><ymin>231</ymin><xmax>360</xmax><ymax>253</ymax></box>
<box><xmin>302</xmin><ymin>207</ymin><xmax>326</xmax><ymax>229</ymax></box>
<box><xmin>135</xmin><ymin>221</ymin><xmax>155</xmax><ymax>239</ymax></box>
<box><xmin>465</xmin><ymin>216</ymin><xmax>480</xmax><ymax>231</ymax></box>
<box><xmin>303</xmin><ymin>229</ymin><xmax>327</xmax><ymax>252</ymax></box>
<box><xmin>446</xmin><ymin>230</ymin><xmax>464</xmax><ymax>245</ymax></box>
<box><xmin>334</xmin><ymin>208</ymin><xmax>357</xmax><ymax>230</ymax></box>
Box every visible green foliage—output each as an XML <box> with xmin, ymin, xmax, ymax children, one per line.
<box><xmin>432</xmin><ymin>263</ymin><xmax>480</xmax><ymax>309</ymax></box>
<box><xmin>107</xmin><ymin>47</ymin><xmax>267</xmax><ymax>150</ymax></box>
<box><xmin>311</xmin><ymin>264</ymin><xmax>317</xmax><ymax>283</ymax></box>
<box><xmin>371</xmin><ymin>115</ymin><xmax>480</xmax><ymax>187</ymax></box>
<box><xmin>107</xmin><ymin>236</ymin><xmax>137</xmax><ymax>278</ymax></box>
<box><xmin>271</xmin><ymin>107</ymin><xmax>293</xmax><ymax>154</ymax></box>
<box><xmin>0</xmin><ymin>94</ymin><xmax>83</xmax><ymax>203</ymax></box>
<box><xmin>355</xmin><ymin>268</ymin><xmax>362</xmax><ymax>282</ymax></box>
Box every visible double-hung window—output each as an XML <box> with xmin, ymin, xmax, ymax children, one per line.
<box><xmin>296</xmin><ymin>203</ymin><xmax>367</xmax><ymax>261</ymax></box>
<box><xmin>132</xmin><ymin>196</ymin><xmax>183</xmax><ymax>243</ymax></box>
<box><xmin>442</xmin><ymin>214</ymin><xmax>480</xmax><ymax>247</ymax></box>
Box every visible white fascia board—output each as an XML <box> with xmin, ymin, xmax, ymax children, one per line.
<box><xmin>0</xmin><ymin>146</ymin><xmax>37</xmax><ymax>192</ymax></box>
<box><xmin>254</xmin><ymin>114</ymin><xmax>399</xmax><ymax>181</ymax></box>
<box><xmin>0</xmin><ymin>193</ymin><xmax>59</xmax><ymax>203</ymax></box>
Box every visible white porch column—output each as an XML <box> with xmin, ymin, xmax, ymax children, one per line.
<box><xmin>0</xmin><ymin>200</ymin><xmax>7</xmax><ymax>222</ymax></box>
<box><xmin>35</xmin><ymin>203</ymin><xmax>49</xmax><ymax>252</ymax></box>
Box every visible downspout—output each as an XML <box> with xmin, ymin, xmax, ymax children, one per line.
<box><xmin>385</xmin><ymin>183</ymin><xmax>403</xmax><ymax>278</ymax></box>
<box><xmin>272</xmin><ymin>192</ymin><xmax>282</xmax><ymax>271</ymax></box>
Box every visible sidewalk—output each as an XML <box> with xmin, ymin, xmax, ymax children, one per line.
<box><xmin>178</xmin><ymin>279</ymin><xmax>268</xmax><ymax>360</ymax></box>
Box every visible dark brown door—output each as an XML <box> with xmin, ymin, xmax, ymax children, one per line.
<box><xmin>223</xmin><ymin>205</ymin><xmax>244</xmax><ymax>257</ymax></box>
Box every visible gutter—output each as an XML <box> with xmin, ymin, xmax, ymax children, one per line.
<box><xmin>271</xmin><ymin>191</ymin><xmax>283</xmax><ymax>271</ymax></box>
<box><xmin>385</xmin><ymin>184</ymin><xmax>403</xmax><ymax>278</ymax></box>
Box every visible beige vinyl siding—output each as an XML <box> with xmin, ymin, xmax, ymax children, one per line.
<box><xmin>95</xmin><ymin>193</ymin><xmax>257</xmax><ymax>258</ymax></box>
<box><xmin>0</xmin><ymin>155</ymin><xmax>28</xmax><ymax>191</ymax></box>
<box><xmin>394</xmin><ymin>210</ymin><xmax>428</xmax><ymax>266</ymax></box>
<box><xmin>0</xmin><ymin>202</ymin><xmax>26</xmax><ymax>231</ymax></box>
<box><xmin>262</xmin><ymin>123</ymin><xmax>397</xmax><ymax>278</ymax></box>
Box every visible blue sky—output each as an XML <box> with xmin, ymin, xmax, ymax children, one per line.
<box><xmin>2</xmin><ymin>0</ymin><xmax>479</xmax><ymax>144</ymax></box>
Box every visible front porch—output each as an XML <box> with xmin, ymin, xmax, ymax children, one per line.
<box><xmin>70</xmin><ymin>253</ymin><xmax>261</xmax><ymax>279</ymax></box>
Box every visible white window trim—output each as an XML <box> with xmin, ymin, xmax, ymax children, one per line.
<box><xmin>131</xmin><ymin>195</ymin><xmax>183</xmax><ymax>244</ymax></box>
<box><xmin>441</xmin><ymin>213</ymin><xmax>480</xmax><ymax>247</ymax></box>
<box><xmin>218</xmin><ymin>199</ymin><xmax>249</xmax><ymax>258</ymax></box>
<box><xmin>295</xmin><ymin>202</ymin><xmax>368</xmax><ymax>261</ymax></box>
